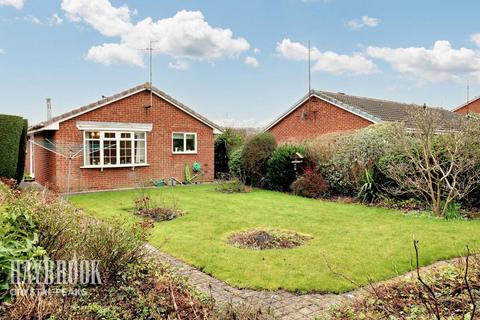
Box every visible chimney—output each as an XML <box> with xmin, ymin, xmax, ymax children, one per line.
<box><xmin>46</xmin><ymin>98</ymin><xmax>52</xmax><ymax>121</ymax></box>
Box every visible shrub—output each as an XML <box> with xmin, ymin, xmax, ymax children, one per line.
<box><xmin>443</xmin><ymin>201</ymin><xmax>462</xmax><ymax>220</ymax></box>
<box><xmin>0</xmin><ymin>114</ymin><xmax>26</xmax><ymax>181</ymax></box>
<box><xmin>214</xmin><ymin>128</ymin><xmax>245</xmax><ymax>177</ymax></box>
<box><xmin>133</xmin><ymin>194</ymin><xmax>184</xmax><ymax>222</ymax></box>
<box><xmin>15</xmin><ymin>120</ymin><xmax>28</xmax><ymax>183</ymax></box>
<box><xmin>241</xmin><ymin>132</ymin><xmax>277</xmax><ymax>186</ymax></box>
<box><xmin>357</xmin><ymin>168</ymin><xmax>381</xmax><ymax>204</ymax></box>
<box><xmin>290</xmin><ymin>169</ymin><xmax>329</xmax><ymax>198</ymax></box>
<box><xmin>228</xmin><ymin>147</ymin><xmax>244</xmax><ymax>180</ymax></box>
<box><xmin>317</xmin><ymin>123</ymin><xmax>398</xmax><ymax>196</ymax></box>
<box><xmin>16</xmin><ymin>189</ymin><xmax>148</xmax><ymax>284</ymax></box>
<box><xmin>0</xmin><ymin>186</ymin><xmax>46</xmax><ymax>301</ymax></box>
<box><xmin>266</xmin><ymin>144</ymin><xmax>306</xmax><ymax>191</ymax></box>
<box><xmin>215</xmin><ymin>174</ymin><xmax>251</xmax><ymax>193</ymax></box>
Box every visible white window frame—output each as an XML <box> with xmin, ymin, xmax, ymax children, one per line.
<box><xmin>172</xmin><ymin>132</ymin><xmax>197</xmax><ymax>154</ymax></box>
<box><xmin>82</xmin><ymin>130</ymin><xmax>148</xmax><ymax>169</ymax></box>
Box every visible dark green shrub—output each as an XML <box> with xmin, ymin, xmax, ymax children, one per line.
<box><xmin>0</xmin><ymin>186</ymin><xmax>46</xmax><ymax>301</ymax></box>
<box><xmin>241</xmin><ymin>132</ymin><xmax>277</xmax><ymax>186</ymax></box>
<box><xmin>15</xmin><ymin>120</ymin><xmax>28</xmax><ymax>183</ymax></box>
<box><xmin>442</xmin><ymin>201</ymin><xmax>462</xmax><ymax>220</ymax></box>
<box><xmin>357</xmin><ymin>168</ymin><xmax>381</xmax><ymax>204</ymax></box>
<box><xmin>0</xmin><ymin>114</ymin><xmax>25</xmax><ymax>181</ymax></box>
<box><xmin>290</xmin><ymin>169</ymin><xmax>329</xmax><ymax>198</ymax></box>
<box><xmin>214</xmin><ymin>128</ymin><xmax>245</xmax><ymax>177</ymax></box>
<box><xmin>266</xmin><ymin>144</ymin><xmax>306</xmax><ymax>191</ymax></box>
<box><xmin>228</xmin><ymin>147</ymin><xmax>244</xmax><ymax>181</ymax></box>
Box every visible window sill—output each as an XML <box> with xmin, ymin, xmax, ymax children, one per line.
<box><xmin>172</xmin><ymin>151</ymin><xmax>198</xmax><ymax>155</ymax></box>
<box><xmin>81</xmin><ymin>164</ymin><xmax>150</xmax><ymax>169</ymax></box>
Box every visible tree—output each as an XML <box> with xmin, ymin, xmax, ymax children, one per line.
<box><xmin>241</xmin><ymin>132</ymin><xmax>277</xmax><ymax>186</ymax></box>
<box><xmin>379</xmin><ymin>107</ymin><xmax>480</xmax><ymax>216</ymax></box>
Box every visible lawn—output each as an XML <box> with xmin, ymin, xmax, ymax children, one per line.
<box><xmin>69</xmin><ymin>185</ymin><xmax>480</xmax><ymax>293</ymax></box>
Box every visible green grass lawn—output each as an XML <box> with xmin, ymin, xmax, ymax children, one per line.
<box><xmin>69</xmin><ymin>185</ymin><xmax>480</xmax><ymax>293</ymax></box>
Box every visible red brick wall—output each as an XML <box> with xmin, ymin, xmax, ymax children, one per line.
<box><xmin>31</xmin><ymin>91</ymin><xmax>215</xmax><ymax>192</ymax></box>
<box><xmin>26</xmin><ymin>132</ymin><xmax>59</xmax><ymax>190</ymax></box>
<box><xmin>454</xmin><ymin>99</ymin><xmax>480</xmax><ymax>115</ymax></box>
<box><xmin>268</xmin><ymin>96</ymin><xmax>374</xmax><ymax>142</ymax></box>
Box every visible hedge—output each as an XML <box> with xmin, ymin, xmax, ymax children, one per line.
<box><xmin>0</xmin><ymin>114</ymin><xmax>27</xmax><ymax>182</ymax></box>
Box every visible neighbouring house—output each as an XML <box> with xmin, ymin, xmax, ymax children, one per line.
<box><xmin>25</xmin><ymin>83</ymin><xmax>222</xmax><ymax>193</ymax></box>
<box><xmin>264</xmin><ymin>90</ymin><xmax>457</xmax><ymax>142</ymax></box>
<box><xmin>452</xmin><ymin>97</ymin><xmax>480</xmax><ymax>115</ymax></box>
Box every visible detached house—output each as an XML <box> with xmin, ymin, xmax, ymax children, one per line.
<box><xmin>26</xmin><ymin>83</ymin><xmax>222</xmax><ymax>193</ymax></box>
<box><xmin>264</xmin><ymin>90</ymin><xmax>457</xmax><ymax>142</ymax></box>
<box><xmin>453</xmin><ymin>97</ymin><xmax>480</xmax><ymax>115</ymax></box>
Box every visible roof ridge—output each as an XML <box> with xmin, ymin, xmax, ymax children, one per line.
<box><xmin>28</xmin><ymin>82</ymin><xmax>222</xmax><ymax>132</ymax></box>
<box><xmin>317</xmin><ymin>90</ymin><xmax>429</xmax><ymax>108</ymax></box>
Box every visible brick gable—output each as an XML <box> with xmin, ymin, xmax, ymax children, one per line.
<box><xmin>268</xmin><ymin>96</ymin><xmax>374</xmax><ymax>142</ymax></box>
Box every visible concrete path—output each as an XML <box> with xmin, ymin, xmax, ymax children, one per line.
<box><xmin>146</xmin><ymin>245</ymin><xmax>353</xmax><ymax>320</ymax></box>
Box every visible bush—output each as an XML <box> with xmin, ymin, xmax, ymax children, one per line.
<box><xmin>266</xmin><ymin>144</ymin><xmax>306</xmax><ymax>191</ymax></box>
<box><xmin>241</xmin><ymin>132</ymin><xmax>277</xmax><ymax>186</ymax></box>
<box><xmin>214</xmin><ymin>128</ymin><xmax>245</xmax><ymax>177</ymax></box>
<box><xmin>0</xmin><ymin>186</ymin><xmax>46</xmax><ymax>301</ymax></box>
<box><xmin>290</xmin><ymin>169</ymin><xmax>329</xmax><ymax>198</ymax></box>
<box><xmin>228</xmin><ymin>147</ymin><xmax>244</xmax><ymax>180</ymax></box>
<box><xmin>15</xmin><ymin>120</ymin><xmax>28</xmax><ymax>183</ymax></box>
<box><xmin>16</xmin><ymin>189</ymin><xmax>147</xmax><ymax>284</ymax></box>
<box><xmin>316</xmin><ymin>123</ymin><xmax>398</xmax><ymax>196</ymax></box>
<box><xmin>0</xmin><ymin>115</ymin><xmax>26</xmax><ymax>182</ymax></box>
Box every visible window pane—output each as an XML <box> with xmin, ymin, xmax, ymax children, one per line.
<box><xmin>134</xmin><ymin>132</ymin><xmax>145</xmax><ymax>140</ymax></box>
<box><xmin>86</xmin><ymin>140</ymin><xmax>100</xmax><ymax>165</ymax></box>
<box><xmin>87</xmin><ymin>131</ymin><xmax>100</xmax><ymax>140</ymax></box>
<box><xmin>173</xmin><ymin>133</ymin><xmax>184</xmax><ymax>152</ymax></box>
<box><xmin>186</xmin><ymin>134</ymin><xmax>196</xmax><ymax>152</ymax></box>
<box><xmin>104</xmin><ymin>132</ymin><xmax>115</xmax><ymax>139</ymax></box>
<box><xmin>134</xmin><ymin>140</ymin><xmax>145</xmax><ymax>164</ymax></box>
<box><xmin>120</xmin><ymin>140</ymin><xmax>132</xmax><ymax>164</ymax></box>
<box><xmin>103</xmin><ymin>140</ymin><xmax>117</xmax><ymax>165</ymax></box>
<box><xmin>121</xmin><ymin>132</ymin><xmax>131</xmax><ymax>139</ymax></box>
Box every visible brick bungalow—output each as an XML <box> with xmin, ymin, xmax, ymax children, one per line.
<box><xmin>452</xmin><ymin>97</ymin><xmax>480</xmax><ymax>115</ymax></box>
<box><xmin>26</xmin><ymin>83</ymin><xmax>222</xmax><ymax>193</ymax></box>
<box><xmin>264</xmin><ymin>90</ymin><xmax>456</xmax><ymax>142</ymax></box>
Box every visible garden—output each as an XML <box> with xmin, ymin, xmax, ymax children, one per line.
<box><xmin>69</xmin><ymin>185</ymin><xmax>480</xmax><ymax>293</ymax></box>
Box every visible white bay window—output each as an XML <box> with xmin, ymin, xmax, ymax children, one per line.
<box><xmin>78</xmin><ymin>121</ymin><xmax>151</xmax><ymax>168</ymax></box>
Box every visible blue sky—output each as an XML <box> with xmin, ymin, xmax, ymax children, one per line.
<box><xmin>1</xmin><ymin>0</ymin><xmax>480</xmax><ymax>127</ymax></box>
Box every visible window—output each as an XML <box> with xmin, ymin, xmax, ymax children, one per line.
<box><xmin>83</xmin><ymin>131</ymin><xmax>147</xmax><ymax>168</ymax></box>
<box><xmin>172</xmin><ymin>132</ymin><xmax>197</xmax><ymax>153</ymax></box>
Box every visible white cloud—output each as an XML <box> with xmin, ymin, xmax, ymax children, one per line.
<box><xmin>87</xmin><ymin>43</ymin><xmax>144</xmax><ymax>66</ymax></box>
<box><xmin>61</xmin><ymin>0</ymin><xmax>250</xmax><ymax>67</ymax></box>
<box><xmin>347</xmin><ymin>16</ymin><xmax>380</xmax><ymax>30</ymax></box>
<box><xmin>470</xmin><ymin>33</ymin><xmax>480</xmax><ymax>47</ymax></box>
<box><xmin>0</xmin><ymin>48</ymin><xmax>4</xmax><ymax>54</ymax></box>
<box><xmin>253</xmin><ymin>48</ymin><xmax>261</xmax><ymax>54</ymax></box>
<box><xmin>0</xmin><ymin>0</ymin><xmax>23</xmax><ymax>9</ymax></box>
<box><xmin>62</xmin><ymin>0</ymin><xmax>132</xmax><ymax>37</ymax></box>
<box><xmin>244</xmin><ymin>56</ymin><xmax>259</xmax><ymax>68</ymax></box>
<box><xmin>49</xmin><ymin>13</ymin><xmax>63</xmax><ymax>25</ymax></box>
<box><xmin>276</xmin><ymin>38</ymin><xmax>377</xmax><ymax>75</ymax></box>
<box><xmin>168</xmin><ymin>60</ymin><xmax>188</xmax><ymax>70</ymax></box>
<box><xmin>19</xmin><ymin>15</ymin><xmax>42</xmax><ymax>25</ymax></box>
<box><xmin>367</xmin><ymin>40</ymin><xmax>480</xmax><ymax>85</ymax></box>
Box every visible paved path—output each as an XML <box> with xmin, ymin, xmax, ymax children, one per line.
<box><xmin>146</xmin><ymin>245</ymin><xmax>353</xmax><ymax>319</ymax></box>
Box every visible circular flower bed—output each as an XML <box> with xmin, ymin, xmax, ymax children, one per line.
<box><xmin>228</xmin><ymin>228</ymin><xmax>312</xmax><ymax>250</ymax></box>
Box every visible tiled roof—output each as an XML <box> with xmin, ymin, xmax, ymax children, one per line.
<box><xmin>264</xmin><ymin>90</ymin><xmax>459</xmax><ymax>131</ymax></box>
<box><xmin>317</xmin><ymin>91</ymin><xmax>458</xmax><ymax>128</ymax></box>
<box><xmin>29</xmin><ymin>83</ymin><xmax>222</xmax><ymax>132</ymax></box>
